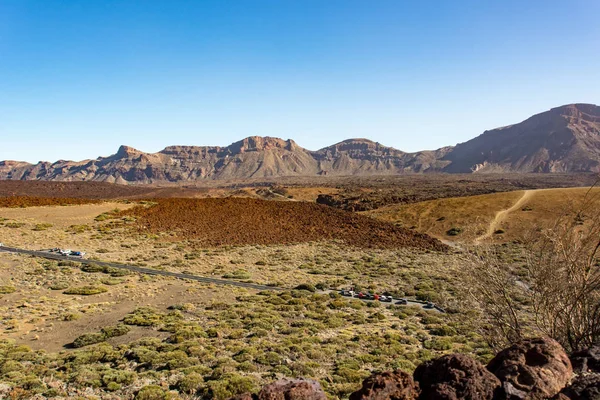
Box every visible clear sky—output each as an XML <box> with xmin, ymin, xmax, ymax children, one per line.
<box><xmin>1</xmin><ymin>0</ymin><xmax>599</xmax><ymax>163</ymax></box>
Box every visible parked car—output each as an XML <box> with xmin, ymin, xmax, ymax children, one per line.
<box><xmin>380</xmin><ymin>295</ymin><xmax>393</xmax><ymax>302</ymax></box>
<box><xmin>71</xmin><ymin>251</ymin><xmax>86</xmax><ymax>257</ymax></box>
<box><xmin>358</xmin><ymin>292</ymin><xmax>366</xmax><ymax>299</ymax></box>
<box><xmin>59</xmin><ymin>249</ymin><xmax>72</xmax><ymax>256</ymax></box>
<box><xmin>424</xmin><ymin>301</ymin><xmax>435</xmax><ymax>309</ymax></box>
<box><xmin>373</xmin><ymin>294</ymin><xmax>380</xmax><ymax>301</ymax></box>
<box><xmin>0</xmin><ymin>243</ymin><xmax>3</xmax><ymax>247</ymax></box>
<box><xmin>396</xmin><ymin>298</ymin><xmax>408</xmax><ymax>305</ymax></box>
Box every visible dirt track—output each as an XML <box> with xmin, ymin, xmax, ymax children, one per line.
<box><xmin>475</xmin><ymin>190</ymin><xmax>533</xmax><ymax>243</ymax></box>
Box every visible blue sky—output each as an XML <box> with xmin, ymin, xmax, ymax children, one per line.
<box><xmin>0</xmin><ymin>0</ymin><xmax>598</xmax><ymax>163</ymax></box>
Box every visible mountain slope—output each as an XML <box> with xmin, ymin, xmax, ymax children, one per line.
<box><xmin>442</xmin><ymin>104</ymin><xmax>600</xmax><ymax>173</ymax></box>
<box><xmin>0</xmin><ymin>103</ymin><xmax>598</xmax><ymax>182</ymax></box>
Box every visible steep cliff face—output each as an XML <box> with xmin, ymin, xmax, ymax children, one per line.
<box><xmin>1</xmin><ymin>104</ymin><xmax>598</xmax><ymax>183</ymax></box>
<box><xmin>442</xmin><ymin>104</ymin><xmax>600</xmax><ymax>173</ymax></box>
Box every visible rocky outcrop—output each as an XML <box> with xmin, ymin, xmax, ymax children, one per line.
<box><xmin>570</xmin><ymin>345</ymin><xmax>600</xmax><ymax>374</ymax></box>
<box><xmin>560</xmin><ymin>373</ymin><xmax>600</xmax><ymax>399</ymax></box>
<box><xmin>349</xmin><ymin>370</ymin><xmax>420</xmax><ymax>400</ymax></box>
<box><xmin>486</xmin><ymin>337</ymin><xmax>573</xmax><ymax>399</ymax></box>
<box><xmin>414</xmin><ymin>354</ymin><xmax>501</xmax><ymax>399</ymax></box>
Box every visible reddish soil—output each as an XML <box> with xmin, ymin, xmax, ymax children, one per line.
<box><xmin>0</xmin><ymin>196</ymin><xmax>99</xmax><ymax>208</ymax></box>
<box><xmin>121</xmin><ymin>198</ymin><xmax>447</xmax><ymax>251</ymax></box>
<box><xmin>0</xmin><ymin>181</ymin><xmax>208</xmax><ymax>199</ymax></box>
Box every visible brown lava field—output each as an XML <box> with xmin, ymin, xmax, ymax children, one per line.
<box><xmin>122</xmin><ymin>197</ymin><xmax>447</xmax><ymax>250</ymax></box>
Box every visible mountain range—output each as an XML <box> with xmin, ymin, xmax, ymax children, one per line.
<box><xmin>1</xmin><ymin>103</ymin><xmax>599</xmax><ymax>183</ymax></box>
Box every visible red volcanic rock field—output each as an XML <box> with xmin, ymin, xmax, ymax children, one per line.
<box><xmin>121</xmin><ymin>197</ymin><xmax>447</xmax><ymax>250</ymax></box>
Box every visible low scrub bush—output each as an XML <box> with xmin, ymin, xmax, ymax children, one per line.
<box><xmin>64</xmin><ymin>286</ymin><xmax>108</xmax><ymax>295</ymax></box>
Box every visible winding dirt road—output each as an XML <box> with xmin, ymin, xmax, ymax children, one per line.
<box><xmin>475</xmin><ymin>190</ymin><xmax>534</xmax><ymax>243</ymax></box>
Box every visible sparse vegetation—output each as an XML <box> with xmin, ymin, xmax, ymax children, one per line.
<box><xmin>2</xmin><ymin>179</ymin><xmax>596</xmax><ymax>399</ymax></box>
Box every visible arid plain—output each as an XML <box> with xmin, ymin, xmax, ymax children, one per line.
<box><xmin>0</xmin><ymin>174</ymin><xmax>597</xmax><ymax>399</ymax></box>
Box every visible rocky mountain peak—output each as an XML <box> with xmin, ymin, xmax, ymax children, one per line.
<box><xmin>228</xmin><ymin>136</ymin><xmax>298</xmax><ymax>154</ymax></box>
<box><xmin>115</xmin><ymin>145</ymin><xmax>143</xmax><ymax>158</ymax></box>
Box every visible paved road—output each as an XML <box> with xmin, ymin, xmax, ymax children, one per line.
<box><xmin>0</xmin><ymin>246</ymin><xmax>283</xmax><ymax>292</ymax></box>
<box><xmin>0</xmin><ymin>246</ymin><xmax>444</xmax><ymax>312</ymax></box>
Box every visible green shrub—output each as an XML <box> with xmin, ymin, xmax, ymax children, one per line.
<box><xmin>446</xmin><ymin>227</ymin><xmax>462</xmax><ymax>236</ymax></box>
<box><xmin>32</xmin><ymin>223</ymin><xmax>53</xmax><ymax>231</ymax></box>
<box><xmin>61</xmin><ymin>313</ymin><xmax>81</xmax><ymax>321</ymax></box>
<box><xmin>106</xmin><ymin>382</ymin><xmax>122</xmax><ymax>391</ymax></box>
<box><xmin>101</xmin><ymin>278</ymin><xmax>124</xmax><ymax>286</ymax></box>
<box><xmin>429</xmin><ymin>325</ymin><xmax>457</xmax><ymax>336</ymax></box>
<box><xmin>176</xmin><ymin>372</ymin><xmax>204</xmax><ymax>394</ymax></box>
<box><xmin>294</xmin><ymin>283</ymin><xmax>316</xmax><ymax>292</ymax></box>
<box><xmin>123</xmin><ymin>307</ymin><xmax>163</xmax><ymax>327</ymax></box>
<box><xmin>135</xmin><ymin>385</ymin><xmax>166</xmax><ymax>400</ymax></box>
<box><xmin>64</xmin><ymin>286</ymin><xmax>108</xmax><ymax>295</ymax></box>
<box><xmin>81</xmin><ymin>263</ymin><xmax>107</xmax><ymax>273</ymax></box>
<box><xmin>72</xmin><ymin>333</ymin><xmax>106</xmax><ymax>348</ymax></box>
<box><xmin>49</xmin><ymin>282</ymin><xmax>69</xmax><ymax>290</ymax></box>
<box><xmin>101</xmin><ymin>324</ymin><xmax>130</xmax><ymax>338</ymax></box>
<box><xmin>204</xmin><ymin>374</ymin><xmax>257</xmax><ymax>400</ymax></box>
<box><xmin>1</xmin><ymin>360</ymin><xmax>24</xmax><ymax>374</ymax></box>
<box><xmin>0</xmin><ymin>286</ymin><xmax>16</xmax><ymax>294</ymax></box>
<box><xmin>102</xmin><ymin>370</ymin><xmax>136</xmax><ymax>387</ymax></box>
<box><xmin>424</xmin><ymin>338</ymin><xmax>453</xmax><ymax>350</ymax></box>
<box><xmin>222</xmin><ymin>270</ymin><xmax>251</xmax><ymax>280</ymax></box>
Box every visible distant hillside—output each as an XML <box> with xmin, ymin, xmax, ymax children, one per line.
<box><xmin>443</xmin><ymin>104</ymin><xmax>600</xmax><ymax>173</ymax></box>
<box><xmin>365</xmin><ymin>187</ymin><xmax>600</xmax><ymax>243</ymax></box>
<box><xmin>0</xmin><ymin>103</ymin><xmax>598</xmax><ymax>183</ymax></box>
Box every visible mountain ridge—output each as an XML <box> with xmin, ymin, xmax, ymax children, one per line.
<box><xmin>1</xmin><ymin>104</ymin><xmax>598</xmax><ymax>183</ymax></box>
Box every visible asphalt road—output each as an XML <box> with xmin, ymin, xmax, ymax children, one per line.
<box><xmin>0</xmin><ymin>246</ymin><xmax>283</xmax><ymax>292</ymax></box>
<box><xmin>0</xmin><ymin>245</ymin><xmax>444</xmax><ymax>312</ymax></box>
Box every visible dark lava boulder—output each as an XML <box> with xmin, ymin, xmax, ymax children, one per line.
<box><xmin>487</xmin><ymin>337</ymin><xmax>572</xmax><ymax>399</ymax></box>
<box><xmin>258</xmin><ymin>379</ymin><xmax>327</xmax><ymax>400</ymax></box>
<box><xmin>560</xmin><ymin>373</ymin><xmax>600</xmax><ymax>399</ymax></box>
<box><xmin>570</xmin><ymin>345</ymin><xmax>600</xmax><ymax>374</ymax></box>
<box><xmin>414</xmin><ymin>353</ymin><xmax>501</xmax><ymax>399</ymax></box>
<box><xmin>349</xmin><ymin>370</ymin><xmax>420</xmax><ymax>400</ymax></box>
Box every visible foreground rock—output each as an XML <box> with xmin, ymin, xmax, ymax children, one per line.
<box><xmin>560</xmin><ymin>373</ymin><xmax>600</xmax><ymax>399</ymax></box>
<box><xmin>413</xmin><ymin>353</ymin><xmax>501</xmax><ymax>399</ymax></box>
<box><xmin>349</xmin><ymin>370</ymin><xmax>419</xmax><ymax>400</ymax></box>
<box><xmin>487</xmin><ymin>337</ymin><xmax>572</xmax><ymax>399</ymax></box>
<box><xmin>570</xmin><ymin>345</ymin><xmax>600</xmax><ymax>374</ymax></box>
<box><xmin>231</xmin><ymin>379</ymin><xmax>326</xmax><ymax>400</ymax></box>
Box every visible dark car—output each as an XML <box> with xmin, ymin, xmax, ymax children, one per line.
<box><xmin>424</xmin><ymin>301</ymin><xmax>435</xmax><ymax>309</ymax></box>
<box><xmin>396</xmin><ymin>298</ymin><xmax>408</xmax><ymax>305</ymax></box>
